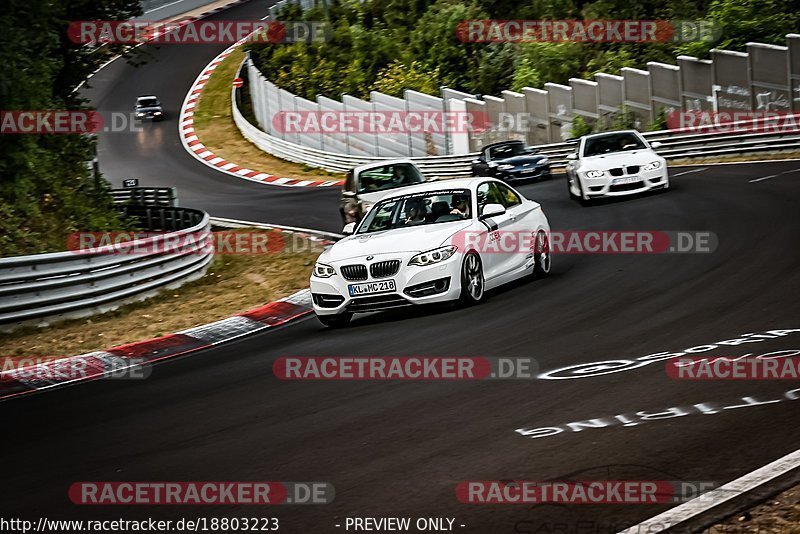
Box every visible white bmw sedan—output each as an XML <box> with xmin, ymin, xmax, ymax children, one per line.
<box><xmin>310</xmin><ymin>178</ymin><xmax>551</xmax><ymax>327</ymax></box>
<box><xmin>566</xmin><ymin>130</ymin><xmax>669</xmax><ymax>203</ymax></box>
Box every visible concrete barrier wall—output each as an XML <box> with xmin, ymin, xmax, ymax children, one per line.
<box><xmin>244</xmin><ymin>32</ymin><xmax>800</xmax><ymax>157</ymax></box>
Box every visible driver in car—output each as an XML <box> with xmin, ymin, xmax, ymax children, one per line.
<box><xmin>450</xmin><ymin>194</ymin><xmax>470</xmax><ymax>218</ymax></box>
<box><xmin>404</xmin><ymin>197</ymin><xmax>427</xmax><ymax>225</ymax></box>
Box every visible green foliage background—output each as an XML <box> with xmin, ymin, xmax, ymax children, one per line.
<box><xmin>249</xmin><ymin>0</ymin><xmax>800</xmax><ymax>101</ymax></box>
<box><xmin>0</xmin><ymin>0</ymin><xmax>141</xmax><ymax>256</ymax></box>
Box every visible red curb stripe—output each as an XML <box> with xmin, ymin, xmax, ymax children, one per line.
<box><xmin>107</xmin><ymin>334</ymin><xmax>210</xmax><ymax>360</ymax></box>
<box><xmin>181</xmin><ymin>38</ymin><xmax>343</xmax><ymax>188</ymax></box>
<box><xmin>239</xmin><ymin>301</ymin><xmax>311</xmax><ymax>325</ymax></box>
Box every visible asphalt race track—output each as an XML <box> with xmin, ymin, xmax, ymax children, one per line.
<box><xmin>4</xmin><ymin>1</ymin><xmax>799</xmax><ymax>532</ymax></box>
<box><xmin>82</xmin><ymin>0</ymin><xmax>342</xmax><ymax>232</ymax></box>
<box><xmin>3</xmin><ymin>159</ymin><xmax>800</xmax><ymax>532</ymax></box>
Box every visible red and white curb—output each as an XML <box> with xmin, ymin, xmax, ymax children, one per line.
<box><xmin>0</xmin><ymin>289</ymin><xmax>314</xmax><ymax>401</ymax></box>
<box><xmin>179</xmin><ymin>44</ymin><xmax>344</xmax><ymax>188</ymax></box>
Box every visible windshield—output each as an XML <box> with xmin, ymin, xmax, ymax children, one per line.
<box><xmin>137</xmin><ymin>98</ymin><xmax>159</xmax><ymax>108</ymax></box>
<box><xmin>356</xmin><ymin>189</ymin><xmax>472</xmax><ymax>234</ymax></box>
<box><xmin>488</xmin><ymin>143</ymin><xmax>528</xmax><ymax>160</ymax></box>
<box><xmin>357</xmin><ymin>163</ymin><xmax>424</xmax><ymax>193</ymax></box>
<box><xmin>583</xmin><ymin>132</ymin><xmax>646</xmax><ymax>157</ymax></box>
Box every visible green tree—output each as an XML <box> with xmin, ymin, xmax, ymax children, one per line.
<box><xmin>511</xmin><ymin>42</ymin><xmax>585</xmax><ymax>90</ymax></box>
<box><xmin>372</xmin><ymin>60</ymin><xmax>442</xmax><ymax>97</ymax></box>
<box><xmin>678</xmin><ymin>0</ymin><xmax>800</xmax><ymax>58</ymax></box>
<box><xmin>0</xmin><ymin>0</ymin><xmax>141</xmax><ymax>256</ymax></box>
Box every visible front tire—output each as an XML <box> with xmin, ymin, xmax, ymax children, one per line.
<box><xmin>533</xmin><ymin>230</ymin><xmax>551</xmax><ymax>278</ymax></box>
<box><xmin>317</xmin><ymin>313</ymin><xmax>352</xmax><ymax>328</ymax></box>
<box><xmin>459</xmin><ymin>252</ymin><xmax>485</xmax><ymax>305</ymax></box>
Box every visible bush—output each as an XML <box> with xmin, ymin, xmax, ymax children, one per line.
<box><xmin>0</xmin><ymin>0</ymin><xmax>141</xmax><ymax>256</ymax></box>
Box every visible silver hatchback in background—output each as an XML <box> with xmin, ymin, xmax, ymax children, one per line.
<box><xmin>135</xmin><ymin>95</ymin><xmax>164</xmax><ymax>122</ymax></box>
<box><xmin>339</xmin><ymin>159</ymin><xmax>428</xmax><ymax>229</ymax></box>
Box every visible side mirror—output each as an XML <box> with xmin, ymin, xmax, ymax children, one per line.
<box><xmin>342</xmin><ymin>222</ymin><xmax>356</xmax><ymax>235</ymax></box>
<box><xmin>342</xmin><ymin>190</ymin><xmax>356</xmax><ymax>198</ymax></box>
<box><xmin>480</xmin><ymin>203</ymin><xmax>506</xmax><ymax>220</ymax></box>
<box><xmin>566</xmin><ymin>153</ymin><xmax>578</xmax><ymax>161</ymax></box>
<box><xmin>650</xmin><ymin>141</ymin><xmax>662</xmax><ymax>149</ymax></box>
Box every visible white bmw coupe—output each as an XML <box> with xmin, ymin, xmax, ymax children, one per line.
<box><xmin>566</xmin><ymin>130</ymin><xmax>668</xmax><ymax>203</ymax></box>
<box><xmin>310</xmin><ymin>178</ymin><xmax>551</xmax><ymax>327</ymax></box>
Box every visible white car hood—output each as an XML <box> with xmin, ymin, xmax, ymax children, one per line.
<box><xmin>322</xmin><ymin>221</ymin><xmax>472</xmax><ymax>263</ymax></box>
<box><xmin>580</xmin><ymin>150</ymin><xmax>659</xmax><ymax>169</ymax></box>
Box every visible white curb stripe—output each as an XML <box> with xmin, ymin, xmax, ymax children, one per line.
<box><xmin>621</xmin><ymin>448</ymin><xmax>800</xmax><ymax>533</ymax></box>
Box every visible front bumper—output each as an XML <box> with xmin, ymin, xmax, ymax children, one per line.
<box><xmin>498</xmin><ymin>164</ymin><xmax>551</xmax><ymax>181</ymax></box>
<box><xmin>582</xmin><ymin>167</ymin><xmax>668</xmax><ymax>197</ymax></box>
<box><xmin>310</xmin><ymin>255</ymin><xmax>463</xmax><ymax>316</ymax></box>
<box><xmin>136</xmin><ymin>113</ymin><xmax>164</xmax><ymax>121</ymax></box>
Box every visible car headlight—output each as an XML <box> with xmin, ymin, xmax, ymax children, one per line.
<box><xmin>154</xmin><ymin>111</ymin><xmax>162</xmax><ymax>115</ymax></box>
<box><xmin>585</xmin><ymin>170</ymin><xmax>605</xmax><ymax>178</ymax></box>
<box><xmin>497</xmin><ymin>164</ymin><xmax>514</xmax><ymax>171</ymax></box>
<box><xmin>313</xmin><ymin>262</ymin><xmax>336</xmax><ymax>278</ymax></box>
<box><xmin>408</xmin><ymin>246</ymin><xmax>457</xmax><ymax>267</ymax></box>
<box><xmin>136</xmin><ymin>112</ymin><xmax>144</xmax><ymax>117</ymax></box>
<box><xmin>538</xmin><ymin>157</ymin><xmax>549</xmax><ymax>165</ymax></box>
<box><xmin>644</xmin><ymin>160</ymin><xmax>662</xmax><ymax>171</ymax></box>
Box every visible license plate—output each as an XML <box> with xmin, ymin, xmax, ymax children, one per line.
<box><xmin>348</xmin><ymin>280</ymin><xmax>396</xmax><ymax>296</ymax></box>
<box><xmin>521</xmin><ymin>169</ymin><xmax>536</xmax><ymax>175</ymax></box>
<box><xmin>612</xmin><ymin>176</ymin><xmax>640</xmax><ymax>185</ymax></box>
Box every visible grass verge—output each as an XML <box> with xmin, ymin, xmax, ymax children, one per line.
<box><xmin>192</xmin><ymin>48</ymin><xmax>342</xmax><ymax>182</ymax></box>
<box><xmin>0</xmin><ymin>229</ymin><xmax>323</xmax><ymax>360</ymax></box>
<box><xmin>710</xmin><ymin>483</ymin><xmax>800</xmax><ymax>533</ymax></box>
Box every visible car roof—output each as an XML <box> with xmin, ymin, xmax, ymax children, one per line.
<box><xmin>481</xmin><ymin>139</ymin><xmax>525</xmax><ymax>150</ymax></box>
<box><xmin>352</xmin><ymin>159</ymin><xmax>416</xmax><ymax>174</ymax></box>
<box><xmin>582</xmin><ymin>129</ymin><xmax>641</xmax><ymax>140</ymax></box>
<box><xmin>377</xmin><ymin>177</ymin><xmax>495</xmax><ymax>200</ymax></box>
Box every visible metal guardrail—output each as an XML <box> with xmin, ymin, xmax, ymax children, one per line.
<box><xmin>0</xmin><ymin>206</ymin><xmax>213</xmax><ymax>332</ymax></box>
<box><xmin>111</xmin><ymin>187</ymin><xmax>178</xmax><ymax>207</ymax></box>
<box><xmin>233</xmin><ymin>67</ymin><xmax>800</xmax><ymax>177</ymax></box>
